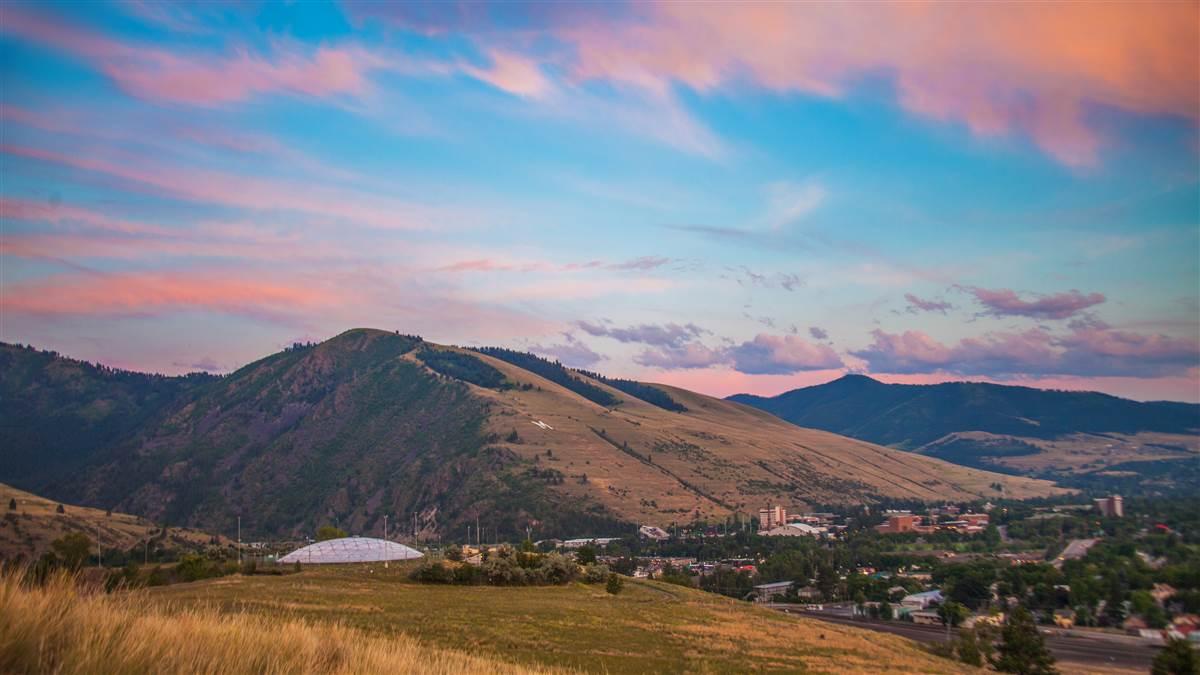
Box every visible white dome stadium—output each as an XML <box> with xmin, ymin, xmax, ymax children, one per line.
<box><xmin>278</xmin><ymin>537</ymin><xmax>424</xmax><ymax>564</ymax></box>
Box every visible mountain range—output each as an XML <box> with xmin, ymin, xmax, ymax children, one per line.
<box><xmin>730</xmin><ymin>375</ymin><xmax>1199</xmax><ymax>489</ymax></box>
<box><xmin>0</xmin><ymin>330</ymin><xmax>1060</xmax><ymax>539</ymax></box>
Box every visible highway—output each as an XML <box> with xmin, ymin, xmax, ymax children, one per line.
<box><xmin>770</xmin><ymin>607</ymin><xmax>1156</xmax><ymax>672</ymax></box>
<box><xmin>1053</xmin><ymin>538</ymin><xmax>1099</xmax><ymax>568</ymax></box>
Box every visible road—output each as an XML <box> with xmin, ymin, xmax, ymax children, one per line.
<box><xmin>1053</xmin><ymin>538</ymin><xmax>1098</xmax><ymax>568</ymax></box>
<box><xmin>770</xmin><ymin>607</ymin><xmax>1155</xmax><ymax>672</ymax></box>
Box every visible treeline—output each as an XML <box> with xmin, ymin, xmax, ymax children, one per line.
<box><xmin>410</xmin><ymin>544</ymin><xmax>613</xmax><ymax>587</ymax></box>
<box><xmin>575</xmin><ymin>370</ymin><xmax>687</xmax><ymax>412</ymax></box>
<box><xmin>474</xmin><ymin>347</ymin><xmax>619</xmax><ymax>407</ymax></box>
<box><xmin>418</xmin><ymin>348</ymin><xmax>512</xmax><ymax>389</ymax></box>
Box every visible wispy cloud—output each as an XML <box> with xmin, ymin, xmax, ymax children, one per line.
<box><xmin>853</xmin><ymin>325</ymin><xmax>1199</xmax><ymax>379</ymax></box>
<box><xmin>964</xmin><ymin>286</ymin><xmax>1105</xmax><ymax>320</ymax></box>
<box><xmin>904</xmin><ymin>293</ymin><xmax>953</xmax><ymax>315</ymax></box>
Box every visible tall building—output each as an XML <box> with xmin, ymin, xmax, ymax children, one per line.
<box><xmin>874</xmin><ymin>512</ymin><xmax>933</xmax><ymax>534</ymax></box>
<box><xmin>758</xmin><ymin>505</ymin><xmax>787</xmax><ymax>530</ymax></box>
<box><xmin>1094</xmin><ymin>495</ymin><xmax>1124</xmax><ymax>518</ymax></box>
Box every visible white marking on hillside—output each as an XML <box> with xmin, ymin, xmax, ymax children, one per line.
<box><xmin>531</xmin><ymin>420</ymin><xmax>554</xmax><ymax>430</ymax></box>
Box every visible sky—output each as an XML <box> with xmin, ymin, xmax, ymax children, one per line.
<box><xmin>1</xmin><ymin>1</ymin><xmax>1198</xmax><ymax>402</ymax></box>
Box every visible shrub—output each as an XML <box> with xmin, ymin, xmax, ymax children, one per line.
<box><xmin>175</xmin><ymin>554</ymin><xmax>220</xmax><ymax>583</ymax></box>
<box><xmin>575</xmin><ymin>545</ymin><xmax>597</xmax><ymax>565</ymax></box>
<box><xmin>1151</xmin><ymin>639</ymin><xmax>1197</xmax><ymax>675</ymax></box>
<box><xmin>606</xmin><ymin>573</ymin><xmax>624</xmax><ymax>595</ymax></box>
<box><xmin>453</xmin><ymin>563</ymin><xmax>482</xmax><ymax>585</ymax></box>
<box><xmin>146</xmin><ymin>566</ymin><xmax>167</xmax><ymax>587</ymax></box>
<box><xmin>537</xmin><ymin>553</ymin><xmax>579</xmax><ymax>585</ymax></box>
<box><xmin>481</xmin><ymin>551</ymin><xmax>528</xmax><ymax>586</ymax></box>
<box><xmin>583</xmin><ymin>563</ymin><xmax>610</xmax><ymax>584</ymax></box>
<box><xmin>51</xmin><ymin>532</ymin><xmax>92</xmax><ymax>570</ymax></box>
<box><xmin>409</xmin><ymin>561</ymin><xmax>454</xmax><ymax>584</ymax></box>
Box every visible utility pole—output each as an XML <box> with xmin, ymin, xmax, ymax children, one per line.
<box><xmin>384</xmin><ymin>514</ymin><xmax>388</xmax><ymax>541</ymax></box>
<box><xmin>476</xmin><ymin>515</ymin><xmax>480</xmax><ymax>548</ymax></box>
<box><xmin>96</xmin><ymin>522</ymin><xmax>102</xmax><ymax>569</ymax></box>
<box><xmin>237</xmin><ymin>516</ymin><xmax>242</xmax><ymax>566</ymax></box>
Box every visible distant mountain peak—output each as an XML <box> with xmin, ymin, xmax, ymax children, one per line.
<box><xmin>831</xmin><ymin>373</ymin><xmax>880</xmax><ymax>385</ymax></box>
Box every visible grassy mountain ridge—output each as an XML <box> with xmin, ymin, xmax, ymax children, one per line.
<box><xmin>0</xmin><ymin>331</ymin><xmax>1062</xmax><ymax>539</ymax></box>
<box><xmin>0</xmin><ymin>483</ymin><xmax>222</xmax><ymax>562</ymax></box>
<box><xmin>0</xmin><ymin>343</ymin><xmax>215</xmax><ymax>492</ymax></box>
<box><xmin>730</xmin><ymin>375</ymin><xmax>1200</xmax><ymax>484</ymax></box>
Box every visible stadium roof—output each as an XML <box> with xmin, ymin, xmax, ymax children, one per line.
<box><xmin>278</xmin><ymin>537</ymin><xmax>424</xmax><ymax>564</ymax></box>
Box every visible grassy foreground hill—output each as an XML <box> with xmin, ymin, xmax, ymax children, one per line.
<box><xmin>1</xmin><ymin>330</ymin><xmax>1061</xmax><ymax>540</ymax></box>
<box><xmin>730</xmin><ymin>375</ymin><xmax>1199</xmax><ymax>485</ymax></box>
<box><xmin>142</xmin><ymin>563</ymin><xmax>969</xmax><ymax>674</ymax></box>
<box><xmin>0</xmin><ymin>568</ymin><xmax>557</xmax><ymax>675</ymax></box>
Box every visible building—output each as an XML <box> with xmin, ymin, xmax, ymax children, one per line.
<box><xmin>758</xmin><ymin>523</ymin><xmax>827</xmax><ymax>538</ymax></box>
<box><xmin>910</xmin><ymin>610</ymin><xmax>942</xmax><ymax>625</ymax></box>
<box><xmin>1152</xmin><ymin>583</ymin><xmax>1177</xmax><ymax>605</ymax></box>
<box><xmin>1094</xmin><ymin>495</ymin><xmax>1124</xmax><ymax>518</ymax></box>
<box><xmin>638</xmin><ymin>525</ymin><xmax>670</xmax><ymax>541</ymax></box>
<box><xmin>759</xmin><ymin>505</ymin><xmax>788</xmax><ymax>530</ymax></box>
<box><xmin>560</xmin><ymin>537</ymin><xmax>619</xmax><ymax>549</ymax></box>
<box><xmin>750</xmin><ymin>580</ymin><xmax>794</xmax><ymax>603</ymax></box>
<box><xmin>900</xmin><ymin>590</ymin><xmax>944</xmax><ymax>610</ymax></box>
<box><xmin>874</xmin><ymin>511</ymin><xmax>934</xmax><ymax>534</ymax></box>
<box><xmin>795</xmin><ymin>586</ymin><xmax>822</xmax><ymax>600</ymax></box>
<box><xmin>278</xmin><ymin>537</ymin><xmax>423</xmax><ymax>564</ymax></box>
<box><xmin>960</xmin><ymin>513</ymin><xmax>990</xmax><ymax>527</ymax></box>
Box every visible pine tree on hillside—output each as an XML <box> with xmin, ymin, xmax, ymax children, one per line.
<box><xmin>992</xmin><ymin>606</ymin><xmax>1057</xmax><ymax>674</ymax></box>
<box><xmin>8</xmin><ymin>498</ymin><xmax>16</xmax><ymax>510</ymax></box>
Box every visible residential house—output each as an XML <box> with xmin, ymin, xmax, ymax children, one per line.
<box><xmin>910</xmin><ymin>610</ymin><xmax>942</xmax><ymax>625</ymax></box>
<box><xmin>901</xmin><ymin>590</ymin><xmax>944</xmax><ymax>610</ymax></box>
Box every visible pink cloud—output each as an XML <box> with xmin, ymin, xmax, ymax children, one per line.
<box><xmin>648</xmin><ymin>367</ymin><xmax>844</xmax><ymax>399</ymax></box>
<box><xmin>726</xmin><ymin>334</ymin><xmax>843</xmax><ymax>374</ymax></box>
<box><xmin>967</xmin><ymin>286</ymin><xmax>1106</xmax><ymax>320</ymax></box>
<box><xmin>904</xmin><ymin>293</ymin><xmax>952</xmax><ymax>314</ymax></box>
<box><xmin>635</xmin><ymin>341</ymin><xmax>727</xmax><ymax>370</ymax></box>
<box><xmin>1</xmin><ymin>270</ymin><xmax>339</xmax><ymax>320</ymax></box>
<box><xmin>854</xmin><ymin>325</ymin><xmax>1198</xmax><ymax>379</ymax></box>
<box><xmin>0</xmin><ymin>6</ymin><xmax>377</xmax><ymax>105</ymax></box>
<box><xmin>462</xmin><ymin>49</ymin><xmax>552</xmax><ymax>98</ymax></box>
<box><xmin>631</xmin><ymin>331</ymin><xmax>842</xmax><ymax>374</ymax></box>
<box><xmin>1</xmin><ymin>197</ymin><xmax>173</xmax><ymax>237</ymax></box>
<box><xmin>2</xmin><ymin>143</ymin><xmax>462</xmax><ymax>231</ymax></box>
<box><xmin>555</xmin><ymin>2</ymin><xmax>1198</xmax><ymax>166</ymax></box>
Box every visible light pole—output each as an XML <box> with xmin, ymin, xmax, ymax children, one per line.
<box><xmin>237</xmin><ymin>516</ymin><xmax>242</xmax><ymax>566</ymax></box>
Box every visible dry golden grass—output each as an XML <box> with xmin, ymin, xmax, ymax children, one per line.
<box><xmin>452</xmin><ymin>348</ymin><xmax>1064</xmax><ymax>525</ymax></box>
<box><xmin>0</xmin><ymin>569</ymin><xmax>559</xmax><ymax>675</ymax></box>
<box><xmin>946</xmin><ymin>431</ymin><xmax>1199</xmax><ymax>474</ymax></box>
<box><xmin>0</xmin><ymin>483</ymin><xmax>223</xmax><ymax>561</ymax></box>
<box><xmin>149</xmin><ymin>564</ymin><xmax>975</xmax><ymax>674</ymax></box>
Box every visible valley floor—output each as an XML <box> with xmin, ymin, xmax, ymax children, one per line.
<box><xmin>145</xmin><ymin>563</ymin><xmax>972</xmax><ymax>674</ymax></box>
